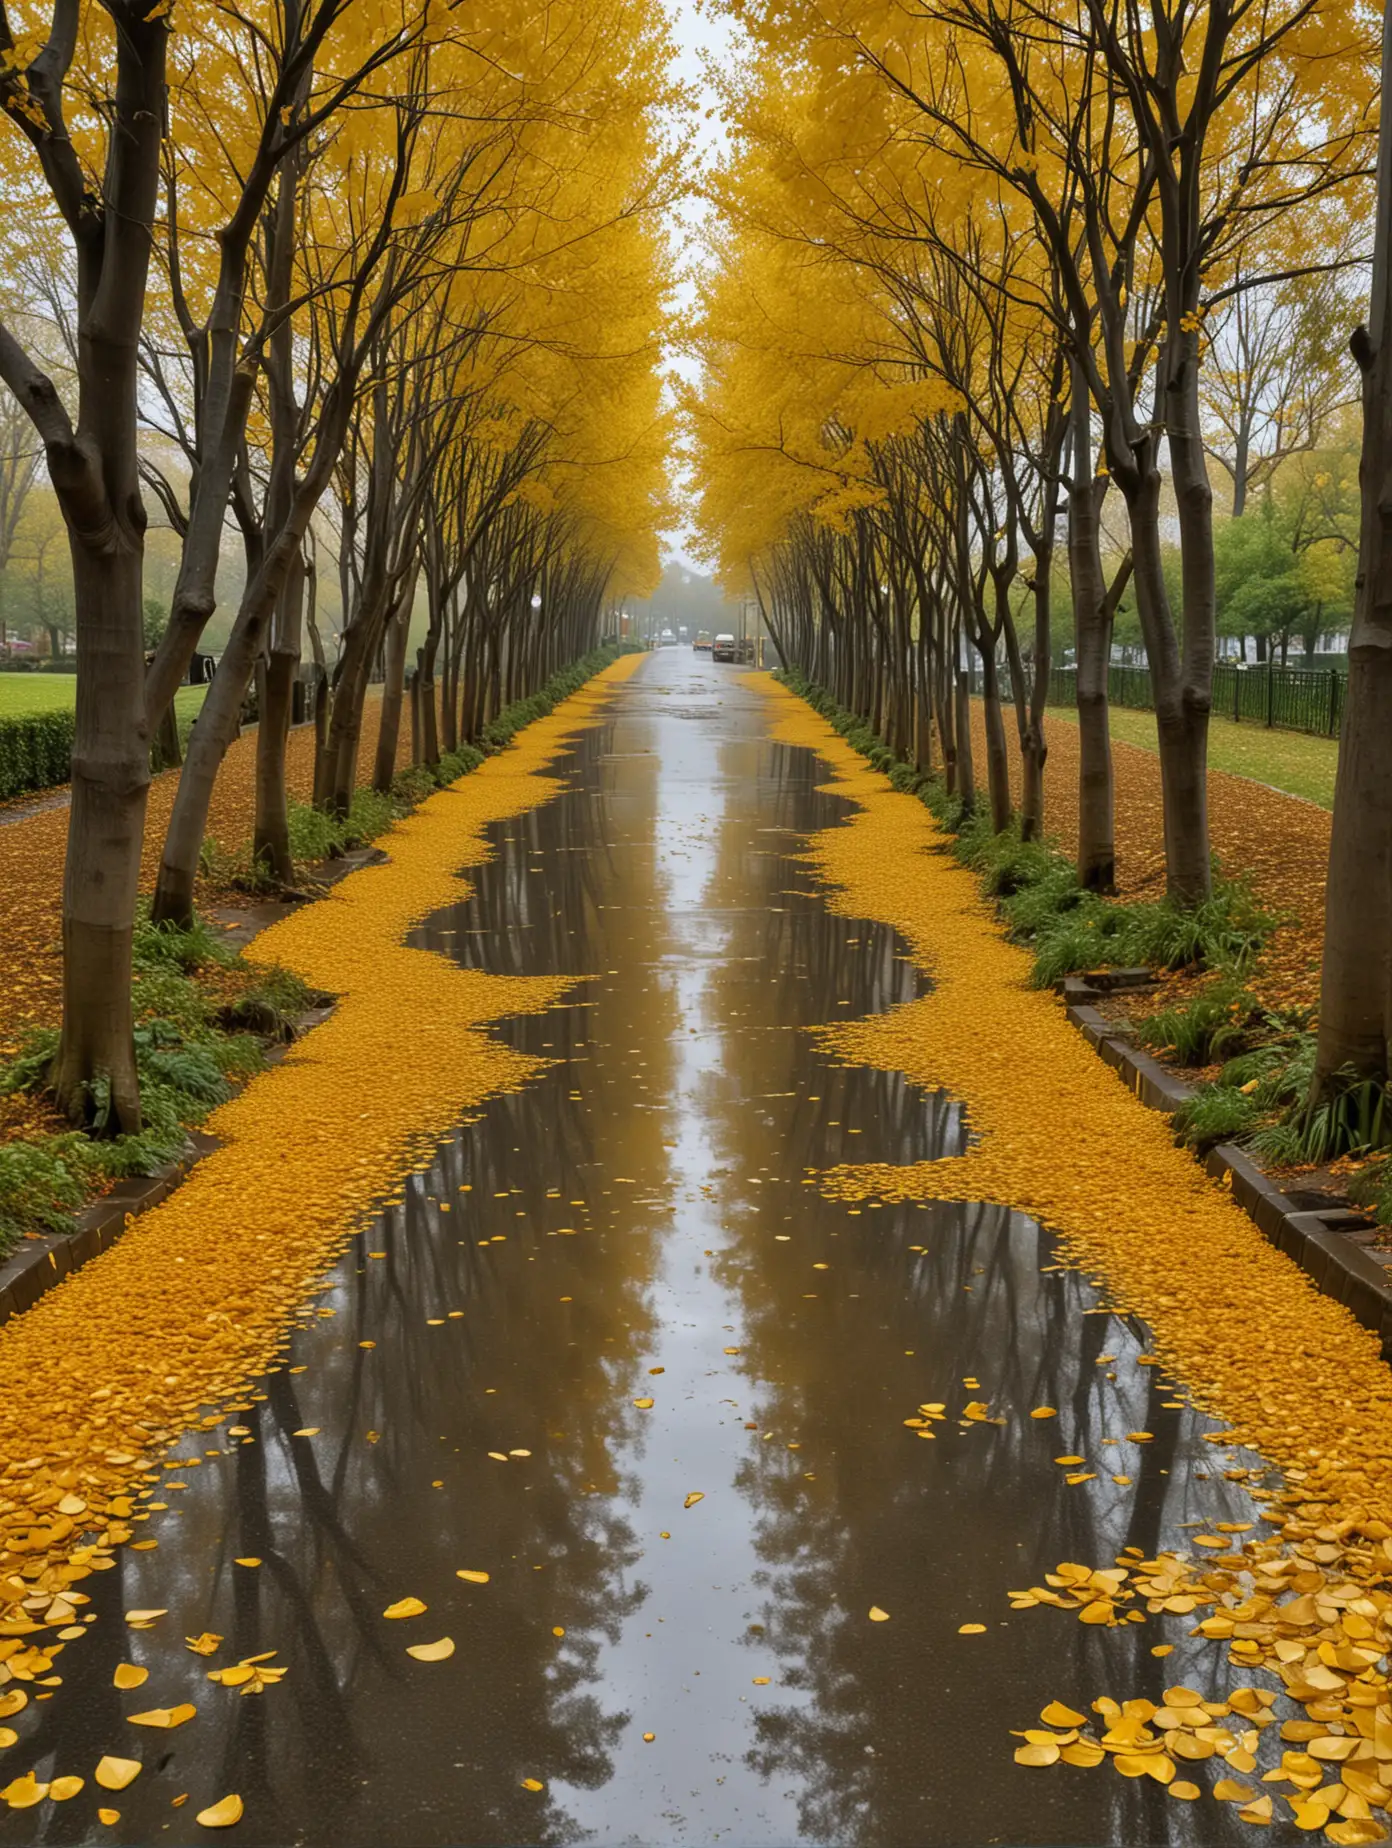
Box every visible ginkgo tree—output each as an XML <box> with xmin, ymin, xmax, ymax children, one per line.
<box><xmin>0</xmin><ymin>0</ymin><xmax>674</xmax><ymax>1129</ymax></box>
<box><xmin>691</xmin><ymin>0</ymin><xmax>1375</xmax><ymax>898</ymax></box>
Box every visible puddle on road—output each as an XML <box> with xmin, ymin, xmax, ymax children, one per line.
<box><xmin>4</xmin><ymin>658</ymin><xmax>1270</xmax><ymax>1846</ymax></box>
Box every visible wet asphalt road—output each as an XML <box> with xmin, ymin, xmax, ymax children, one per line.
<box><xmin>3</xmin><ymin>653</ymin><xmax>1279</xmax><ymax>1845</ymax></box>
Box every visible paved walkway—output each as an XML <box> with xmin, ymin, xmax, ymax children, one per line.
<box><xmin>1</xmin><ymin>654</ymin><xmax>1378</xmax><ymax>1844</ymax></box>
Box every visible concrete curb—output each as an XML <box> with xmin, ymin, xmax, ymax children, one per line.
<box><xmin>1063</xmin><ymin>990</ymin><xmax>1392</xmax><ymax>1358</ymax></box>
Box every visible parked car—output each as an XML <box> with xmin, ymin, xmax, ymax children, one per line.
<box><xmin>712</xmin><ymin>633</ymin><xmax>737</xmax><ymax>662</ymax></box>
<box><xmin>693</xmin><ymin>631</ymin><xmax>713</xmax><ymax>652</ymax></box>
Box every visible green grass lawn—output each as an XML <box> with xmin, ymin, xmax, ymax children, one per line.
<box><xmin>1048</xmin><ymin>701</ymin><xmax>1339</xmax><ymax>809</ymax></box>
<box><xmin>0</xmin><ymin>674</ymin><xmax>207</xmax><ymax>724</ymax></box>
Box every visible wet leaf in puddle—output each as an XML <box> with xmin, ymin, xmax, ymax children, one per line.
<box><xmin>683</xmin><ymin>1492</ymin><xmax>704</xmax><ymax>1510</ymax></box>
<box><xmin>456</xmin><ymin>1571</ymin><xmax>490</xmax><ymax>1585</ymax></box>
<box><xmin>1213</xmin><ymin>1778</ymin><xmax>1255</xmax><ymax>1802</ymax></box>
<box><xmin>95</xmin><ymin>1757</ymin><xmax>141</xmax><ymax>1791</ymax></box>
<box><xmin>196</xmin><ymin>1793</ymin><xmax>244</xmax><ymax>1828</ymax></box>
<box><xmin>1061</xmin><ymin>1742</ymin><xmax>1105</xmax><ymax>1767</ymax></box>
<box><xmin>723</xmin><ymin>1347</ymin><xmax>740</xmax><ymax>1355</ymax></box>
<box><xmin>868</xmin><ymin>1607</ymin><xmax>890</xmax><ymax>1623</ymax></box>
<box><xmin>406</xmin><ymin>1638</ymin><xmax>455</xmax><ymax>1662</ymax></box>
<box><xmin>958</xmin><ymin>1623</ymin><xmax>985</xmax><ymax>1634</ymax></box>
<box><xmin>383</xmin><ymin>1599</ymin><xmax>427</xmax><ymax>1620</ymax></box>
<box><xmin>1065</xmin><ymin>1472</ymin><xmax>1096</xmax><ymax>1485</ymax></box>
<box><xmin>521</xmin><ymin>1778</ymin><xmax>544</xmax><ymax>1792</ymax></box>
<box><xmin>752</xmin><ymin>1677</ymin><xmax>771</xmax><ymax>1685</ymax></box>
<box><xmin>234</xmin><ymin>1558</ymin><xmax>261</xmax><ymax>1569</ymax></box>
<box><xmin>293</xmin><ymin>1429</ymin><xmax>321</xmax><ymax>1438</ymax></box>
<box><xmin>186</xmin><ymin>1634</ymin><xmax>222</xmax><ymax>1656</ymax></box>
<box><xmin>49</xmin><ymin>1776</ymin><xmax>84</xmax><ymax>1801</ymax></box>
<box><xmin>648</xmin><ymin>1366</ymin><xmax>665</xmax><ymax>1374</ymax></box>
<box><xmin>113</xmin><ymin>1664</ymin><xmax>148</xmax><ymax>1690</ymax></box>
<box><xmin>129</xmin><ymin>1705</ymin><xmax>196</xmax><ymax>1729</ymax></box>
<box><xmin>2</xmin><ymin>1773</ymin><xmax>47</xmax><ymax>1808</ymax></box>
<box><xmin>1041</xmin><ymin>1703</ymin><xmax>1086</xmax><ymax>1727</ymax></box>
<box><xmin>1031</xmin><ymin>1408</ymin><xmax>1057</xmax><ymax>1419</ymax></box>
<box><xmin>643</xmin><ymin>1732</ymin><xmax>655</xmax><ymax>1742</ymax></box>
<box><xmin>1289</xmin><ymin>1800</ymin><xmax>1331</xmax><ymax>1830</ymax></box>
<box><xmin>633</xmin><ymin>1398</ymin><xmax>655</xmax><ymax>1410</ymax></box>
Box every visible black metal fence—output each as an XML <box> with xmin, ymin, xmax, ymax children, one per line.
<box><xmin>1038</xmin><ymin>662</ymin><xmax>1345</xmax><ymax>739</ymax></box>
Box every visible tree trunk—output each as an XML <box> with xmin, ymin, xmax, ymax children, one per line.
<box><xmin>978</xmin><ymin>648</ymin><xmax>1012</xmax><ymax>833</ymax></box>
<box><xmin>50</xmin><ymin>546</ymin><xmax>149</xmax><ymax>1131</ymax></box>
<box><xmin>152</xmin><ymin>695</ymin><xmax>182</xmax><ymax>772</ymax></box>
<box><xmin>1125</xmin><ymin>467</ymin><xmax>1212</xmax><ymax>902</ymax></box>
<box><xmin>1070</xmin><ymin>390</ymin><xmax>1118</xmax><ymax>890</ymax></box>
<box><xmin>1312</xmin><ymin>0</ymin><xmax>1392</xmax><ymax>1093</ymax></box>
<box><xmin>373</xmin><ymin>595</ymin><xmax>410</xmax><ymax>794</ymax></box>
<box><xmin>953</xmin><ymin>666</ymin><xmax>975</xmax><ymax>817</ymax></box>
<box><xmin>252</xmin><ymin>551</ymin><xmax>306</xmax><ymax>884</ymax></box>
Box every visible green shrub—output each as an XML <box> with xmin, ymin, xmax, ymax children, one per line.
<box><xmin>0</xmin><ymin>710</ymin><xmax>75</xmax><ymax>799</ymax></box>
<box><xmin>0</xmin><ymin>1137</ymin><xmax>98</xmax><ymax>1251</ymax></box>
<box><xmin>1135</xmin><ymin>980</ymin><xmax>1255</xmax><ymax>1068</ymax></box>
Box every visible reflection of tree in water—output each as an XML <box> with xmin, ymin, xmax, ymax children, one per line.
<box><xmin>691</xmin><ymin>735</ymin><xmax>1253</xmax><ymax>1847</ymax></box>
<box><xmin>20</xmin><ymin>736</ymin><xmax>676</xmax><ymax>1847</ymax></box>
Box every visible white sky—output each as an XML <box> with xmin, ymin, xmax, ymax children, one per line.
<box><xmin>659</xmin><ymin>3</ymin><xmax>742</xmax><ymax>573</ymax></box>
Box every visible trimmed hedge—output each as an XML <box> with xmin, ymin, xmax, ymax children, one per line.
<box><xmin>0</xmin><ymin>710</ymin><xmax>75</xmax><ymax>800</ymax></box>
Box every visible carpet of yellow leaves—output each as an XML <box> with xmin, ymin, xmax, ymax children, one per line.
<box><xmin>775</xmin><ymin>677</ymin><xmax>1392</xmax><ymax>1839</ymax></box>
<box><xmin>770</xmin><ymin>677</ymin><xmax>1392</xmax><ymax>1515</ymax></box>
<box><xmin>0</xmin><ymin>657</ymin><xmax>641</xmax><ymax>1648</ymax></box>
<box><xmin>0</xmin><ymin>695</ymin><xmax>398</xmax><ymax>1068</ymax></box>
<box><xmin>970</xmin><ymin>704</ymin><xmax>1329</xmax><ymax>1015</ymax></box>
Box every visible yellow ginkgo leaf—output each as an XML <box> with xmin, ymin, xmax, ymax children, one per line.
<box><xmin>113</xmin><ymin>1663</ymin><xmax>148</xmax><ymax>1690</ymax></box>
<box><xmin>95</xmin><ymin>1756</ymin><xmax>142</xmax><ymax>1791</ymax></box>
<box><xmin>383</xmin><ymin>1598</ymin><xmax>427</xmax><ymax>1620</ymax></box>
<box><xmin>128</xmin><ymin>1704</ymin><xmax>196</xmax><ymax>1729</ymax></box>
<box><xmin>49</xmin><ymin>1776</ymin><xmax>85</xmax><ymax>1801</ymax></box>
<box><xmin>1041</xmin><ymin>1702</ymin><xmax>1086</xmax><ymax>1727</ymax></box>
<box><xmin>683</xmin><ymin>1492</ymin><xmax>704</xmax><ymax>1510</ymax></box>
<box><xmin>521</xmin><ymin>1778</ymin><xmax>545</xmax><ymax>1792</ymax></box>
<box><xmin>1</xmin><ymin>1773</ymin><xmax>47</xmax><ymax>1808</ymax></box>
<box><xmin>406</xmin><ymin>1637</ymin><xmax>455</xmax><ymax>1662</ymax></box>
<box><xmin>868</xmin><ymin>1606</ymin><xmax>890</xmax><ymax>1622</ymax></box>
<box><xmin>196</xmin><ymin>1793</ymin><xmax>245</xmax><ymax>1828</ymax></box>
<box><xmin>456</xmin><ymin>1570</ymin><xmax>490</xmax><ymax>1585</ymax></box>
